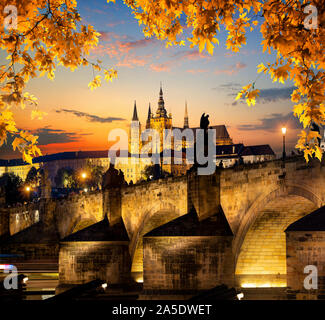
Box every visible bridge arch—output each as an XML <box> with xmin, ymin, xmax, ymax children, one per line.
<box><xmin>234</xmin><ymin>184</ymin><xmax>321</xmax><ymax>288</ymax></box>
<box><xmin>68</xmin><ymin>215</ymin><xmax>98</xmax><ymax>235</ymax></box>
<box><xmin>128</xmin><ymin>201</ymin><xmax>184</xmax><ymax>282</ymax></box>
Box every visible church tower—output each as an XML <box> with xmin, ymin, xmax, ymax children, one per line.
<box><xmin>156</xmin><ymin>84</ymin><xmax>168</xmax><ymax>118</ymax></box>
<box><xmin>149</xmin><ymin>84</ymin><xmax>172</xmax><ymax>153</ymax></box>
<box><xmin>184</xmin><ymin>101</ymin><xmax>189</xmax><ymax>128</ymax></box>
<box><xmin>146</xmin><ymin>103</ymin><xmax>152</xmax><ymax>129</ymax></box>
<box><xmin>129</xmin><ymin>101</ymin><xmax>141</xmax><ymax>155</ymax></box>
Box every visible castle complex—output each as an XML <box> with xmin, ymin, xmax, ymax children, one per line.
<box><xmin>0</xmin><ymin>86</ymin><xmax>274</xmax><ymax>186</ymax></box>
<box><xmin>129</xmin><ymin>85</ymin><xmax>233</xmax><ymax>155</ymax></box>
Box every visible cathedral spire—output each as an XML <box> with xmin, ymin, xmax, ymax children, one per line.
<box><xmin>184</xmin><ymin>101</ymin><xmax>189</xmax><ymax>128</ymax></box>
<box><xmin>132</xmin><ymin>100</ymin><xmax>139</xmax><ymax>121</ymax></box>
<box><xmin>159</xmin><ymin>82</ymin><xmax>163</xmax><ymax>97</ymax></box>
<box><xmin>156</xmin><ymin>83</ymin><xmax>167</xmax><ymax>118</ymax></box>
<box><xmin>147</xmin><ymin>103</ymin><xmax>152</xmax><ymax>119</ymax></box>
<box><xmin>146</xmin><ymin>103</ymin><xmax>152</xmax><ymax>129</ymax></box>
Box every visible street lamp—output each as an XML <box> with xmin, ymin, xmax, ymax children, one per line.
<box><xmin>24</xmin><ymin>186</ymin><xmax>31</xmax><ymax>201</ymax></box>
<box><xmin>81</xmin><ymin>172</ymin><xmax>87</xmax><ymax>179</ymax></box>
<box><xmin>282</xmin><ymin>127</ymin><xmax>286</xmax><ymax>162</ymax></box>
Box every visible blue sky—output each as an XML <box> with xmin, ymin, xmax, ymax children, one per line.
<box><xmin>0</xmin><ymin>0</ymin><xmax>302</xmax><ymax>158</ymax></box>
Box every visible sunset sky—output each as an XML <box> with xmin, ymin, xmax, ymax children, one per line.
<box><xmin>0</xmin><ymin>0</ymin><xmax>304</xmax><ymax>159</ymax></box>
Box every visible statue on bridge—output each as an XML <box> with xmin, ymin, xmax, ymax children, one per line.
<box><xmin>102</xmin><ymin>163</ymin><xmax>126</xmax><ymax>189</ymax></box>
<box><xmin>190</xmin><ymin>113</ymin><xmax>211</xmax><ymax>173</ymax></box>
<box><xmin>200</xmin><ymin>113</ymin><xmax>210</xmax><ymax>132</ymax></box>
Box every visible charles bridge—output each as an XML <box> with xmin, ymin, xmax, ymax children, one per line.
<box><xmin>1</xmin><ymin>155</ymin><xmax>324</xmax><ymax>299</ymax></box>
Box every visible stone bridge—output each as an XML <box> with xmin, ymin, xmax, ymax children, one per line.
<box><xmin>2</xmin><ymin>156</ymin><xmax>325</xmax><ymax>289</ymax></box>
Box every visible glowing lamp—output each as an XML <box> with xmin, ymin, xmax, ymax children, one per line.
<box><xmin>101</xmin><ymin>283</ymin><xmax>108</xmax><ymax>289</ymax></box>
<box><xmin>237</xmin><ymin>292</ymin><xmax>244</xmax><ymax>300</ymax></box>
<box><xmin>282</xmin><ymin>127</ymin><xmax>287</xmax><ymax>135</ymax></box>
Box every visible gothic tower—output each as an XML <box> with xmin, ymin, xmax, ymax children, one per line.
<box><xmin>146</xmin><ymin>103</ymin><xmax>152</xmax><ymax>129</ymax></box>
<box><xmin>129</xmin><ymin>100</ymin><xmax>141</xmax><ymax>155</ymax></box>
<box><xmin>184</xmin><ymin>101</ymin><xmax>189</xmax><ymax>129</ymax></box>
<box><xmin>156</xmin><ymin>83</ymin><xmax>167</xmax><ymax>118</ymax></box>
<box><xmin>149</xmin><ymin>84</ymin><xmax>172</xmax><ymax>153</ymax></box>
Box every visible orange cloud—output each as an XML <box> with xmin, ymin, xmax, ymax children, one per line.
<box><xmin>186</xmin><ymin>69</ymin><xmax>208</xmax><ymax>74</ymax></box>
<box><xmin>118</xmin><ymin>38</ymin><xmax>157</xmax><ymax>54</ymax></box>
<box><xmin>150</xmin><ymin>62</ymin><xmax>172</xmax><ymax>72</ymax></box>
<box><xmin>173</xmin><ymin>50</ymin><xmax>210</xmax><ymax>61</ymax></box>
<box><xmin>150</xmin><ymin>49</ymin><xmax>209</xmax><ymax>72</ymax></box>
<box><xmin>215</xmin><ymin>62</ymin><xmax>247</xmax><ymax>75</ymax></box>
<box><xmin>117</xmin><ymin>54</ymin><xmax>152</xmax><ymax>68</ymax></box>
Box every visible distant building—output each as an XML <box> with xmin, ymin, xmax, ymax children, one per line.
<box><xmin>0</xmin><ymin>86</ymin><xmax>275</xmax><ymax>185</ymax></box>
<box><xmin>215</xmin><ymin>144</ymin><xmax>275</xmax><ymax>168</ymax></box>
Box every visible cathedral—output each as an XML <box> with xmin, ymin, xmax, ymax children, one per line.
<box><xmin>129</xmin><ymin>85</ymin><xmax>233</xmax><ymax>156</ymax></box>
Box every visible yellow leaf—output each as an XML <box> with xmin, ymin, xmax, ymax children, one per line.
<box><xmin>12</xmin><ymin>137</ymin><xmax>25</xmax><ymax>151</ymax></box>
<box><xmin>206</xmin><ymin>40</ymin><xmax>214</xmax><ymax>55</ymax></box>
<box><xmin>23</xmin><ymin>152</ymin><xmax>33</xmax><ymax>164</ymax></box>
<box><xmin>315</xmin><ymin>146</ymin><xmax>323</xmax><ymax>161</ymax></box>
<box><xmin>257</xmin><ymin>63</ymin><xmax>266</xmax><ymax>74</ymax></box>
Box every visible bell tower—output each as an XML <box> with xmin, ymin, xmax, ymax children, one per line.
<box><xmin>149</xmin><ymin>84</ymin><xmax>172</xmax><ymax>153</ymax></box>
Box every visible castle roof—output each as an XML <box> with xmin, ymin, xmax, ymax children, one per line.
<box><xmin>216</xmin><ymin>144</ymin><xmax>244</xmax><ymax>156</ymax></box>
<box><xmin>240</xmin><ymin>145</ymin><xmax>275</xmax><ymax>156</ymax></box>
<box><xmin>172</xmin><ymin>125</ymin><xmax>232</xmax><ymax>141</ymax></box>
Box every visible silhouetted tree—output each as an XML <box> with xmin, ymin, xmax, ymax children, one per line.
<box><xmin>25</xmin><ymin>167</ymin><xmax>39</xmax><ymax>186</ymax></box>
<box><xmin>54</xmin><ymin>167</ymin><xmax>79</xmax><ymax>189</ymax></box>
<box><xmin>0</xmin><ymin>173</ymin><xmax>24</xmax><ymax>205</ymax></box>
<box><xmin>87</xmin><ymin>164</ymin><xmax>105</xmax><ymax>190</ymax></box>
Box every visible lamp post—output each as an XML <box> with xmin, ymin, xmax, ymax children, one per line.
<box><xmin>25</xmin><ymin>186</ymin><xmax>31</xmax><ymax>201</ymax></box>
<box><xmin>282</xmin><ymin>127</ymin><xmax>286</xmax><ymax>162</ymax></box>
<box><xmin>80</xmin><ymin>171</ymin><xmax>89</xmax><ymax>191</ymax></box>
